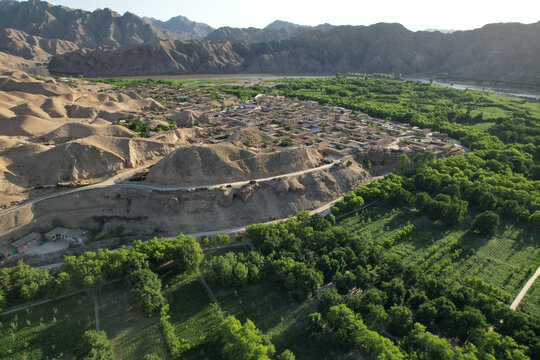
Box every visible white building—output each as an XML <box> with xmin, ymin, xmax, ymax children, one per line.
<box><xmin>44</xmin><ymin>227</ymin><xmax>87</xmax><ymax>244</ymax></box>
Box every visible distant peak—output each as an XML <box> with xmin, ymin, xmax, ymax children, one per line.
<box><xmin>265</xmin><ymin>20</ymin><xmax>304</xmax><ymax>30</ymax></box>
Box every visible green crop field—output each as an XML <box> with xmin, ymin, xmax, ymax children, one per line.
<box><xmin>98</xmin><ymin>283</ymin><xmax>169</xmax><ymax>360</ymax></box>
<box><xmin>519</xmin><ymin>279</ymin><xmax>540</xmax><ymax>317</ymax></box>
<box><xmin>338</xmin><ymin>203</ymin><xmax>540</xmax><ymax>305</ymax></box>
<box><xmin>163</xmin><ymin>273</ymin><xmax>223</xmax><ymax>359</ymax></box>
<box><xmin>213</xmin><ymin>279</ymin><xmax>342</xmax><ymax>360</ymax></box>
<box><xmin>0</xmin><ymin>292</ymin><xmax>95</xmax><ymax>359</ymax></box>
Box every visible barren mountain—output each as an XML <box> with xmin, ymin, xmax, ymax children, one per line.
<box><xmin>48</xmin><ymin>20</ymin><xmax>540</xmax><ymax>85</ymax></box>
<box><xmin>144</xmin><ymin>15</ymin><xmax>214</xmax><ymax>40</ymax></box>
<box><xmin>0</xmin><ymin>0</ymin><xmax>167</xmax><ymax>48</ymax></box>
<box><xmin>204</xmin><ymin>26</ymin><xmax>309</xmax><ymax>44</ymax></box>
<box><xmin>0</xmin><ymin>28</ymin><xmax>78</xmax><ymax>60</ymax></box>
<box><xmin>264</xmin><ymin>20</ymin><xmax>307</xmax><ymax>30</ymax></box>
<box><xmin>48</xmin><ymin>40</ymin><xmax>244</xmax><ymax>76</ymax></box>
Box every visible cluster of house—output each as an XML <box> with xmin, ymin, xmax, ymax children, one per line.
<box><xmin>180</xmin><ymin>94</ymin><xmax>461</xmax><ymax>157</ymax></box>
<box><xmin>0</xmin><ymin>227</ymin><xmax>87</xmax><ymax>260</ymax></box>
<box><xmin>110</xmin><ymin>84</ymin><xmax>463</xmax><ymax>159</ymax></box>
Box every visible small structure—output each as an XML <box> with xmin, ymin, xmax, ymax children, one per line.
<box><xmin>12</xmin><ymin>232</ymin><xmax>42</xmax><ymax>252</ymax></box>
<box><xmin>0</xmin><ymin>247</ymin><xmax>16</xmax><ymax>260</ymax></box>
<box><xmin>45</xmin><ymin>227</ymin><xmax>87</xmax><ymax>244</ymax></box>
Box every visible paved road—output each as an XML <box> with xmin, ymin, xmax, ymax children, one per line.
<box><xmin>510</xmin><ymin>265</ymin><xmax>540</xmax><ymax>310</ymax></box>
<box><xmin>0</xmin><ymin>160</ymin><xmax>341</xmax><ymax>217</ymax></box>
<box><xmin>108</xmin><ymin>160</ymin><xmax>339</xmax><ymax>192</ymax></box>
<box><xmin>0</xmin><ymin>162</ymin><xmax>157</xmax><ymax>216</ymax></box>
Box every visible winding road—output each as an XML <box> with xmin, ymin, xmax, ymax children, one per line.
<box><xmin>0</xmin><ymin>159</ymin><xmax>343</xmax><ymax>217</ymax></box>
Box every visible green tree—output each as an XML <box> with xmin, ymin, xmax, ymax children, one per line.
<box><xmin>387</xmin><ymin>306</ymin><xmax>413</xmax><ymax>337</ymax></box>
<box><xmin>78</xmin><ymin>330</ymin><xmax>114</xmax><ymax>360</ymax></box>
<box><xmin>397</xmin><ymin>153</ymin><xmax>411</xmax><ymax>168</ymax></box>
<box><xmin>220</xmin><ymin>316</ymin><xmax>275</xmax><ymax>360</ymax></box>
<box><xmin>471</xmin><ymin>211</ymin><xmax>500</xmax><ymax>237</ymax></box>
<box><xmin>216</xmin><ymin>234</ymin><xmax>231</xmax><ymax>245</ymax></box>
<box><xmin>363</xmin><ymin>304</ymin><xmax>388</xmax><ymax>332</ymax></box>
<box><xmin>307</xmin><ymin>312</ymin><xmax>323</xmax><ymax>335</ymax></box>
<box><xmin>528</xmin><ymin>210</ymin><xmax>540</xmax><ymax>229</ymax></box>
<box><xmin>317</xmin><ymin>288</ymin><xmax>341</xmax><ymax>313</ymax></box>
<box><xmin>0</xmin><ymin>288</ymin><xmax>5</xmax><ymax>312</ymax></box>
<box><xmin>277</xmin><ymin>349</ymin><xmax>296</xmax><ymax>360</ymax></box>
<box><xmin>127</xmin><ymin>268</ymin><xmax>166</xmax><ymax>316</ymax></box>
<box><xmin>174</xmin><ymin>236</ymin><xmax>204</xmax><ymax>274</ymax></box>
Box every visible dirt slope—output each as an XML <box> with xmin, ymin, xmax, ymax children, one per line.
<box><xmin>145</xmin><ymin>143</ymin><xmax>323</xmax><ymax>186</ymax></box>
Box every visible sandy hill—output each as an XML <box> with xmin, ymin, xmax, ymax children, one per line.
<box><xmin>0</xmin><ymin>68</ymin><xmax>74</xmax><ymax>96</ymax></box>
<box><xmin>5</xmin><ymin>136</ymin><xmax>178</xmax><ymax>186</ymax></box>
<box><xmin>169</xmin><ymin>109</ymin><xmax>214</xmax><ymax>127</ymax></box>
<box><xmin>0</xmin><ymin>50</ymin><xmax>42</xmax><ymax>71</ymax></box>
<box><xmin>145</xmin><ymin>143</ymin><xmax>323</xmax><ymax>186</ymax></box>
<box><xmin>0</xmin><ymin>67</ymin><xmax>165</xmax><ymax>137</ymax></box>
<box><xmin>39</xmin><ymin>122</ymin><xmax>135</xmax><ymax>143</ymax></box>
<box><xmin>0</xmin><ymin>67</ymin><xmax>187</xmax><ymax>209</ymax></box>
<box><xmin>227</xmin><ymin>128</ymin><xmax>274</xmax><ymax>146</ymax></box>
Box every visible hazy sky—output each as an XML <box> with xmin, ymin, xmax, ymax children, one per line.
<box><xmin>44</xmin><ymin>0</ymin><xmax>540</xmax><ymax>31</ymax></box>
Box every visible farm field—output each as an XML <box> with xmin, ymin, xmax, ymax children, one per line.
<box><xmin>98</xmin><ymin>283</ymin><xmax>169</xmax><ymax>360</ymax></box>
<box><xmin>518</xmin><ymin>279</ymin><xmax>540</xmax><ymax>317</ymax></box>
<box><xmin>213</xmin><ymin>279</ymin><xmax>341</xmax><ymax>360</ymax></box>
<box><xmin>338</xmin><ymin>203</ymin><xmax>540</xmax><ymax>305</ymax></box>
<box><xmin>163</xmin><ymin>272</ymin><xmax>223</xmax><ymax>359</ymax></box>
<box><xmin>0</xmin><ymin>292</ymin><xmax>95</xmax><ymax>359</ymax></box>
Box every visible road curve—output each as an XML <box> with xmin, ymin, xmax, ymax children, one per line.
<box><xmin>0</xmin><ymin>159</ymin><xmax>342</xmax><ymax>217</ymax></box>
<box><xmin>0</xmin><ymin>162</ymin><xmax>158</xmax><ymax>216</ymax></box>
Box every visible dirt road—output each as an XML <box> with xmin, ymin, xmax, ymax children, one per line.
<box><xmin>510</xmin><ymin>265</ymin><xmax>540</xmax><ymax>310</ymax></box>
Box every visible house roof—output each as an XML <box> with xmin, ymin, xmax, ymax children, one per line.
<box><xmin>12</xmin><ymin>232</ymin><xmax>42</xmax><ymax>247</ymax></box>
<box><xmin>45</xmin><ymin>227</ymin><xmax>86</xmax><ymax>239</ymax></box>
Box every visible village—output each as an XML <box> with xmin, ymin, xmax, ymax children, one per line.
<box><xmin>128</xmin><ymin>83</ymin><xmax>464</xmax><ymax>160</ymax></box>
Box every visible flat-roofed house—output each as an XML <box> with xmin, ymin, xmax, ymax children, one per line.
<box><xmin>45</xmin><ymin>227</ymin><xmax>87</xmax><ymax>244</ymax></box>
<box><xmin>12</xmin><ymin>232</ymin><xmax>42</xmax><ymax>252</ymax></box>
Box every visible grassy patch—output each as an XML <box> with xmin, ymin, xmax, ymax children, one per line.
<box><xmin>470</xmin><ymin>121</ymin><xmax>496</xmax><ymax>132</ymax></box>
<box><xmin>268</xmin><ymin>302</ymin><xmax>344</xmax><ymax>360</ymax></box>
<box><xmin>0</xmin><ymin>292</ymin><xmax>95</xmax><ymax>359</ymax></box>
<box><xmin>471</xmin><ymin>106</ymin><xmax>512</xmax><ymax>119</ymax></box>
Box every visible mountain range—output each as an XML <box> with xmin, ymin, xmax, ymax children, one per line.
<box><xmin>2</xmin><ymin>0</ymin><xmax>540</xmax><ymax>85</ymax></box>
